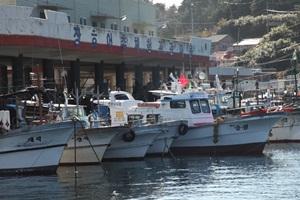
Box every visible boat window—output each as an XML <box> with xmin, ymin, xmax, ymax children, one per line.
<box><xmin>190</xmin><ymin>100</ymin><xmax>201</xmax><ymax>114</ymax></box>
<box><xmin>170</xmin><ymin>101</ymin><xmax>186</xmax><ymax>108</ymax></box>
<box><xmin>200</xmin><ymin>100</ymin><xmax>210</xmax><ymax>113</ymax></box>
<box><xmin>146</xmin><ymin>114</ymin><xmax>160</xmax><ymax>124</ymax></box>
<box><xmin>66</xmin><ymin>108</ymin><xmax>76</xmax><ymax>117</ymax></box>
<box><xmin>115</xmin><ymin>94</ymin><xmax>129</xmax><ymax>100</ymax></box>
<box><xmin>67</xmin><ymin>107</ymin><xmax>85</xmax><ymax>117</ymax></box>
<box><xmin>127</xmin><ymin>114</ymin><xmax>143</xmax><ymax>126</ymax></box>
<box><xmin>128</xmin><ymin>114</ymin><xmax>143</xmax><ymax>121</ymax></box>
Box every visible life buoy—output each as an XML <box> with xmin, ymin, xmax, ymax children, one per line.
<box><xmin>122</xmin><ymin>130</ymin><xmax>135</xmax><ymax>142</ymax></box>
<box><xmin>178</xmin><ymin>123</ymin><xmax>188</xmax><ymax>135</ymax></box>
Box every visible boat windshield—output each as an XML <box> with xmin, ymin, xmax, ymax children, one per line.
<box><xmin>200</xmin><ymin>99</ymin><xmax>210</xmax><ymax>113</ymax></box>
<box><xmin>66</xmin><ymin>106</ymin><xmax>86</xmax><ymax>117</ymax></box>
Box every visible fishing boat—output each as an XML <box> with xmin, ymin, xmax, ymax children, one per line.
<box><xmin>0</xmin><ymin>88</ymin><xmax>82</xmax><ymax>174</ymax></box>
<box><xmin>146</xmin><ymin>119</ymin><xmax>187</xmax><ymax>155</ymax></box>
<box><xmin>34</xmin><ymin>94</ymin><xmax>119</xmax><ymax>165</ymax></box>
<box><xmin>52</xmin><ymin>103</ymin><xmax>116</xmax><ymax>165</ymax></box>
<box><xmin>139</xmin><ymin>92</ymin><xmax>284</xmax><ymax>155</ymax></box>
<box><xmin>269</xmin><ymin>107</ymin><xmax>300</xmax><ymax>142</ymax></box>
<box><xmin>60</xmin><ymin>126</ymin><xmax>127</xmax><ymax>164</ymax></box>
<box><xmin>240</xmin><ymin>100</ymin><xmax>300</xmax><ymax>143</ymax></box>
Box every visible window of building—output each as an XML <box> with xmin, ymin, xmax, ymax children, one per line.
<box><xmin>141</xmin><ymin>30</ymin><xmax>145</xmax><ymax>35</ymax></box>
<box><xmin>80</xmin><ymin>17</ymin><xmax>87</xmax><ymax>25</ymax></box>
<box><xmin>134</xmin><ymin>29</ymin><xmax>138</xmax><ymax>34</ymax></box>
<box><xmin>92</xmin><ymin>21</ymin><xmax>97</xmax><ymax>27</ymax></box>
<box><xmin>149</xmin><ymin>30</ymin><xmax>154</xmax><ymax>36</ymax></box>
<box><xmin>39</xmin><ymin>11</ymin><xmax>46</xmax><ymax>19</ymax></box>
<box><xmin>111</xmin><ymin>23</ymin><xmax>118</xmax><ymax>30</ymax></box>
<box><xmin>222</xmin><ymin>43</ymin><xmax>228</xmax><ymax>51</ymax></box>
<box><xmin>124</xmin><ymin>25</ymin><xmax>129</xmax><ymax>33</ymax></box>
<box><xmin>100</xmin><ymin>23</ymin><xmax>106</xmax><ymax>29</ymax></box>
<box><xmin>211</xmin><ymin>44</ymin><xmax>215</xmax><ymax>51</ymax></box>
<box><xmin>67</xmin><ymin>15</ymin><xmax>71</xmax><ymax>23</ymax></box>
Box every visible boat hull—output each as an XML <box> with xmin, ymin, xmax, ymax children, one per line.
<box><xmin>103</xmin><ymin>124</ymin><xmax>165</xmax><ymax>160</ymax></box>
<box><xmin>269</xmin><ymin>109</ymin><xmax>300</xmax><ymax>143</ymax></box>
<box><xmin>0</xmin><ymin>120</ymin><xmax>80</xmax><ymax>174</ymax></box>
<box><xmin>60</xmin><ymin>126</ymin><xmax>126</xmax><ymax>165</ymax></box>
<box><xmin>170</xmin><ymin>113</ymin><xmax>283</xmax><ymax>156</ymax></box>
<box><xmin>146</xmin><ymin>120</ymin><xmax>187</xmax><ymax>155</ymax></box>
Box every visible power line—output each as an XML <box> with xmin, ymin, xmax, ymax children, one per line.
<box><xmin>266</xmin><ymin>9</ymin><xmax>299</xmax><ymax>14</ymax></box>
<box><xmin>222</xmin><ymin>1</ymin><xmax>252</xmax><ymax>5</ymax></box>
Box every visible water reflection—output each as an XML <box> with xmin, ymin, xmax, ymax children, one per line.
<box><xmin>1</xmin><ymin>144</ymin><xmax>300</xmax><ymax>199</ymax></box>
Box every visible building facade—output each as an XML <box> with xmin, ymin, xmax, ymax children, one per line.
<box><xmin>2</xmin><ymin>0</ymin><xmax>157</xmax><ymax>37</ymax></box>
<box><xmin>0</xmin><ymin>1</ymin><xmax>211</xmax><ymax>100</ymax></box>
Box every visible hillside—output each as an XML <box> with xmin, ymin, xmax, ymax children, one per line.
<box><xmin>151</xmin><ymin>0</ymin><xmax>300</xmax><ymax>70</ymax></box>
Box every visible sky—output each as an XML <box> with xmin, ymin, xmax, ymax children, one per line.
<box><xmin>152</xmin><ymin>0</ymin><xmax>183</xmax><ymax>8</ymax></box>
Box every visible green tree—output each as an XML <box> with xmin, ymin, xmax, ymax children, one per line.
<box><xmin>238</xmin><ymin>15</ymin><xmax>300</xmax><ymax>70</ymax></box>
<box><xmin>160</xmin><ymin>5</ymin><xmax>182</xmax><ymax>38</ymax></box>
<box><xmin>140</xmin><ymin>0</ymin><xmax>153</xmax><ymax>4</ymax></box>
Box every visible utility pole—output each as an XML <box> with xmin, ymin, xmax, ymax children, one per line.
<box><xmin>291</xmin><ymin>50</ymin><xmax>298</xmax><ymax>101</ymax></box>
<box><xmin>191</xmin><ymin>5</ymin><xmax>194</xmax><ymax>35</ymax></box>
<box><xmin>266</xmin><ymin>2</ymin><xmax>269</xmax><ymax>34</ymax></box>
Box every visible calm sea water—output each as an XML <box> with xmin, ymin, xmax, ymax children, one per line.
<box><xmin>1</xmin><ymin>143</ymin><xmax>300</xmax><ymax>200</ymax></box>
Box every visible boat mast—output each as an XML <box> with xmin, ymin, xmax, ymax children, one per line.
<box><xmin>36</xmin><ymin>66</ymin><xmax>43</xmax><ymax>124</ymax></box>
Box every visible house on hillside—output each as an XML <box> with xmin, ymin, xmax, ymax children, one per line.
<box><xmin>207</xmin><ymin>34</ymin><xmax>236</xmax><ymax>64</ymax></box>
<box><xmin>207</xmin><ymin>34</ymin><xmax>236</xmax><ymax>53</ymax></box>
<box><xmin>233</xmin><ymin>38</ymin><xmax>261</xmax><ymax>56</ymax></box>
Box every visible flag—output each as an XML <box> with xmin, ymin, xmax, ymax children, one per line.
<box><xmin>292</xmin><ymin>50</ymin><xmax>298</xmax><ymax>61</ymax></box>
<box><xmin>179</xmin><ymin>74</ymin><xmax>188</xmax><ymax>88</ymax></box>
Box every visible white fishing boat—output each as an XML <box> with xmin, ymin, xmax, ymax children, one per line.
<box><xmin>138</xmin><ymin>92</ymin><xmax>284</xmax><ymax>155</ymax></box>
<box><xmin>60</xmin><ymin>126</ymin><xmax>126</xmax><ymax>164</ymax></box>
<box><xmin>269</xmin><ymin>108</ymin><xmax>300</xmax><ymax>142</ymax></box>
<box><xmin>145</xmin><ymin>119</ymin><xmax>187</xmax><ymax>155</ymax></box>
<box><xmin>242</xmin><ymin>103</ymin><xmax>300</xmax><ymax>143</ymax></box>
<box><xmin>0</xmin><ymin>87</ymin><xmax>84</xmax><ymax>174</ymax></box>
<box><xmin>237</xmin><ymin>98</ymin><xmax>300</xmax><ymax>143</ymax></box>
<box><xmin>0</xmin><ymin>110</ymin><xmax>81</xmax><ymax>174</ymax></box>
<box><xmin>46</xmin><ymin>99</ymin><xmax>119</xmax><ymax>165</ymax></box>
<box><xmin>241</xmin><ymin>107</ymin><xmax>300</xmax><ymax>143</ymax></box>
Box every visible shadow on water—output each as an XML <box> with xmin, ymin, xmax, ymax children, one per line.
<box><xmin>0</xmin><ymin>155</ymin><xmax>275</xmax><ymax>200</ymax></box>
<box><xmin>67</xmin><ymin>155</ymin><xmax>275</xmax><ymax>200</ymax></box>
<box><xmin>1</xmin><ymin>144</ymin><xmax>300</xmax><ymax>199</ymax></box>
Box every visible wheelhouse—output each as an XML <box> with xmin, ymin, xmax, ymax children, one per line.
<box><xmin>157</xmin><ymin>91</ymin><xmax>214</xmax><ymax>126</ymax></box>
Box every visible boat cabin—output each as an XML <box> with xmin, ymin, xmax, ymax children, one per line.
<box><xmin>93</xmin><ymin>90</ymin><xmax>215</xmax><ymax>127</ymax></box>
<box><xmin>92</xmin><ymin>91</ymin><xmax>142</xmax><ymax>126</ymax></box>
<box><xmin>141</xmin><ymin>91</ymin><xmax>214</xmax><ymax>127</ymax></box>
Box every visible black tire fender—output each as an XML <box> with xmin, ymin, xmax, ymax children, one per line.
<box><xmin>178</xmin><ymin>123</ymin><xmax>188</xmax><ymax>135</ymax></box>
<box><xmin>123</xmin><ymin>129</ymin><xmax>135</xmax><ymax>142</ymax></box>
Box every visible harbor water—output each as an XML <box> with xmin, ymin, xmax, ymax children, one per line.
<box><xmin>1</xmin><ymin>143</ymin><xmax>300</xmax><ymax>200</ymax></box>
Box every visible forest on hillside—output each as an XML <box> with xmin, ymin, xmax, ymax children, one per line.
<box><xmin>143</xmin><ymin>0</ymin><xmax>300</xmax><ymax>73</ymax></box>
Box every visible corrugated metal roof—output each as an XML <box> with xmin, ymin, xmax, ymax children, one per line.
<box><xmin>233</xmin><ymin>38</ymin><xmax>261</xmax><ymax>46</ymax></box>
<box><xmin>207</xmin><ymin>34</ymin><xmax>229</xmax><ymax>43</ymax></box>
